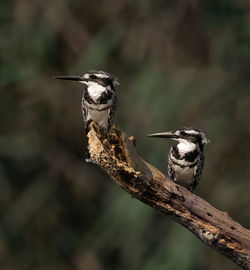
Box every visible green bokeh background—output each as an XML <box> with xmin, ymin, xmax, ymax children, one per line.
<box><xmin>0</xmin><ymin>0</ymin><xmax>250</xmax><ymax>269</ymax></box>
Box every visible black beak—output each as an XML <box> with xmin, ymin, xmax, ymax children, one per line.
<box><xmin>147</xmin><ymin>131</ymin><xmax>179</xmax><ymax>139</ymax></box>
<box><xmin>53</xmin><ymin>75</ymin><xmax>86</xmax><ymax>82</ymax></box>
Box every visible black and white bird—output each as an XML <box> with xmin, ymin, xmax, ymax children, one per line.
<box><xmin>148</xmin><ymin>127</ymin><xmax>209</xmax><ymax>192</ymax></box>
<box><xmin>54</xmin><ymin>70</ymin><xmax>119</xmax><ymax>132</ymax></box>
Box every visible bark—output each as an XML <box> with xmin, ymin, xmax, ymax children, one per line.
<box><xmin>87</xmin><ymin>122</ymin><xmax>250</xmax><ymax>269</ymax></box>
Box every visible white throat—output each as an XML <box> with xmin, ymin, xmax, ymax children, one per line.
<box><xmin>84</xmin><ymin>81</ymin><xmax>107</xmax><ymax>102</ymax></box>
<box><xmin>177</xmin><ymin>140</ymin><xmax>196</xmax><ymax>156</ymax></box>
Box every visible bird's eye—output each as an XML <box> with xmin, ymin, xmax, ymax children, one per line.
<box><xmin>180</xmin><ymin>131</ymin><xmax>186</xmax><ymax>136</ymax></box>
<box><xmin>90</xmin><ymin>74</ymin><xmax>97</xmax><ymax>79</ymax></box>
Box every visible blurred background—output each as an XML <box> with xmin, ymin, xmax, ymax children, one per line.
<box><xmin>0</xmin><ymin>0</ymin><xmax>250</xmax><ymax>269</ymax></box>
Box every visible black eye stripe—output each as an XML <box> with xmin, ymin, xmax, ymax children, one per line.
<box><xmin>89</xmin><ymin>74</ymin><xmax>112</xmax><ymax>81</ymax></box>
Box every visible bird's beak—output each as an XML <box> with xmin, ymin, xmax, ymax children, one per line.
<box><xmin>147</xmin><ymin>131</ymin><xmax>179</xmax><ymax>139</ymax></box>
<box><xmin>53</xmin><ymin>75</ymin><xmax>87</xmax><ymax>82</ymax></box>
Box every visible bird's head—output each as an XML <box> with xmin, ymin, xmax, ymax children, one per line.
<box><xmin>54</xmin><ymin>70</ymin><xmax>119</xmax><ymax>90</ymax></box>
<box><xmin>148</xmin><ymin>127</ymin><xmax>210</xmax><ymax>149</ymax></box>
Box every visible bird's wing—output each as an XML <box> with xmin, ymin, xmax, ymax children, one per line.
<box><xmin>168</xmin><ymin>147</ymin><xmax>175</xmax><ymax>181</ymax></box>
<box><xmin>81</xmin><ymin>99</ymin><xmax>87</xmax><ymax>123</ymax></box>
<box><xmin>189</xmin><ymin>153</ymin><xmax>205</xmax><ymax>192</ymax></box>
<box><xmin>108</xmin><ymin>95</ymin><xmax>117</xmax><ymax>129</ymax></box>
<box><xmin>81</xmin><ymin>97</ymin><xmax>91</xmax><ymax>134</ymax></box>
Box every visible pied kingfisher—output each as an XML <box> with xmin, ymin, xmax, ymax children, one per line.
<box><xmin>148</xmin><ymin>127</ymin><xmax>210</xmax><ymax>192</ymax></box>
<box><xmin>54</xmin><ymin>70</ymin><xmax>119</xmax><ymax>132</ymax></box>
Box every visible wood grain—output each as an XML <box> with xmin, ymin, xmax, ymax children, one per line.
<box><xmin>87</xmin><ymin>122</ymin><xmax>250</xmax><ymax>269</ymax></box>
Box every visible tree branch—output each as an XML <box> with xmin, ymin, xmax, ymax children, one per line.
<box><xmin>87</xmin><ymin>122</ymin><xmax>250</xmax><ymax>269</ymax></box>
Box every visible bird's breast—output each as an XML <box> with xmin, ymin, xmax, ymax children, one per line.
<box><xmin>86</xmin><ymin>108</ymin><xmax>110</xmax><ymax>130</ymax></box>
<box><xmin>173</xmin><ymin>165</ymin><xmax>194</xmax><ymax>186</ymax></box>
<box><xmin>83</xmin><ymin>99</ymin><xmax>113</xmax><ymax>111</ymax></box>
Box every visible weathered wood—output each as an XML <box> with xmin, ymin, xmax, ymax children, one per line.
<box><xmin>87</xmin><ymin>122</ymin><xmax>250</xmax><ymax>269</ymax></box>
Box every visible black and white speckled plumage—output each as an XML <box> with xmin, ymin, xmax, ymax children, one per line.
<box><xmin>148</xmin><ymin>127</ymin><xmax>209</xmax><ymax>192</ymax></box>
<box><xmin>77</xmin><ymin>70</ymin><xmax>118</xmax><ymax>132</ymax></box>
<box><xmin>167</xmin><ymin>145</ymin><xmax>205</xmax><ymax>192</ymax></box>
<box><xmin>54</xmin><ymin>70</ymin><xmax>119</xmax><ymax>132</ymax></box>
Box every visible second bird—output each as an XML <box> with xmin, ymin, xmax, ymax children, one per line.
<box><xmin>148</xmin><ymin>127</ymin><xmax>209</xmax><ymax>192</ymax></box>
<box><xmin>54</xmin><ymin>70</ymin><xmax>119</xmax><ymax>132</ymax></box>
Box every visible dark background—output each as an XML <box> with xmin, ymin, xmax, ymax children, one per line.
<box><xmin>0</xmin><ymin>0</ymin><xmax>250</xmax><ymax>269</ymax></box>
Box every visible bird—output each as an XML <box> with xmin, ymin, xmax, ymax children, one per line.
<box><xmin>54</xmin><ymin>70</ymin><xmax>119</xmax><ymax>133</ymax></box>
<box><xmin>148</xmin><ymin>127</ymin><xmax>210</xmax><ymax>192</ymax></box>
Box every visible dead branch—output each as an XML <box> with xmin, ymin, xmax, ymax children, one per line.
<box><xmin>87</xmin><ymin>122</ymin><xmax>250</xmax><ymax>269</ymax></box>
